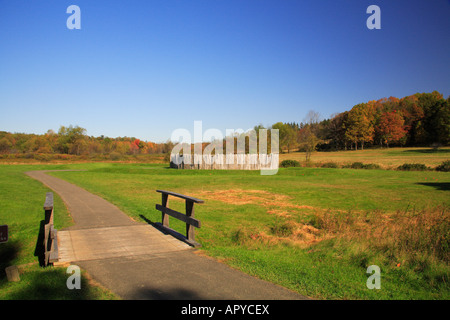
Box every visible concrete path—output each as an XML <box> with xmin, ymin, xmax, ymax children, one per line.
<box><xmin>26</xmin><ymin>170</ymin><xmax>308</xmax><ymax>300</ymax></box>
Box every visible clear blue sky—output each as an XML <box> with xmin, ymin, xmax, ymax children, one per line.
<box><xmin>1</xmin><ymin>0</ymin><xmax>449</xmax><ymax>142</ymax></box>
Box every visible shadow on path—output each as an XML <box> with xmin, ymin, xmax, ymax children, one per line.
<box><xmin>133</xmin><ymin>286</ymin><xmax>205</xmax><ymax>300</ymax></box>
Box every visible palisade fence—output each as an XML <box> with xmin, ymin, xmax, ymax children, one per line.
<box><xmin>170</xmin><ymin>153</ymin><xmax>279</xmax><ymax>170</ymax></box>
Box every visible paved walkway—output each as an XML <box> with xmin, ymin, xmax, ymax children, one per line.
<box><xmin>26</xmin><ymin>170</ymin><xmax>308</xmax><ymax>300</ymax></box>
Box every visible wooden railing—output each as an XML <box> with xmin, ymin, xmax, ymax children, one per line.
<box><xmin>155</xmin><ymin>190</ymin><xmax>204</xmax><ymax>247</ymax></box>
<box><xmin>43</xmin><ymin>192</ymin><xmax>59</xmax><ymax>266</ymax></box>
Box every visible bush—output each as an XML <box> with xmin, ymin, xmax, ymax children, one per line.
<box><xmin>397</xmin><ymin>163</ymin><xmax>429</xmax><ymax>171</ymax></box>
<box><xmin>342</xmin><ymin>162</ymin><xmax>381</xmax><ymax>170</ymax></box>
<box><xmin>436</xmin><ymin>160</ymin><xmax>450</xmax><ymax>172</ymax></box>
<box><xmin>350</xmin><ymin>162</ymin><xmax>365</xmax><ymax>169</ymax></box>
<box><xmin>34</xmin><ymin>153</ymin><xmax>51</xmax><ymax>162</ymax></box>
<box><xmin>280</xmin><ymin>160</ymin><xmax>301</xmax><ymax>168</ymax></box>
<box><xmin>321</xmin><ymin>162</ymin><xmax>339</xmax><ymax>168</ymax></box>
<box><xmin>362</xmin><ymin>163</ymin><xmax>381</xmax><ymax>170</ymax></box>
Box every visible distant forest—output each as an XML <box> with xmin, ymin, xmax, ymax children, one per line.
<box><xmin>271</xmin><ymin>90</ymin><xmax>449</xmax><ymax>153</ymax></box>
<box><xmin>0</xmin><ymin>125</ymin><xmax>172</xmax><ymax>161</ymax></box>
<box><xmin>1</xmin><ymin>91</ymin><xmax>449</xmax><ymax>160</ymax></box>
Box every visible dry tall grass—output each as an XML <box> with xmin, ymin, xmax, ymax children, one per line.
<box><xmin>310</xmin><ymin>206</ymin><xmax>449</xmax><ymax>265</ymax></box>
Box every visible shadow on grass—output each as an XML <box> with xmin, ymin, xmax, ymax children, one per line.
<box><xmin>0</xmin><ymin>240</ymin><xmax>21</xmax><ymax>280</ymax></box>
<box><xmin>139</xmin><ymin>214</ymin><xmax>156</xmax><ymax>225</ymax></box>
<box><xmin>5</xmin><ymin>267</ymin><xmax>102</xmax><ymax>300</ymax></box>
<box><xmin>402</xmin><ymin>149</ymin><xmax>450</xmax><ymax>154</ymax></box>
<box><xmin>1</xmin><ymin>240</ymin><xmax>101</xmax><ymax>299</ymax></box>
<box><xmin>416</xmin><ymin>182</ymin><xmax>450</xmax><ymax>191</ymax></box>
<box><xmin>1</xmin><ymin>224</ymin><xmax>108</xmax><ymax>299</ymax></box>
<box><xmin>34</xmin><ymin>220</ymin><xmax>46</xmax><ymax>267</ymax></box>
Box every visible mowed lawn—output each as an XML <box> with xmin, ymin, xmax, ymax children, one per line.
<box><xmin>48</xmin><ymin>162</ymin><xmax>450</xmax><ymax>299</ymax></box>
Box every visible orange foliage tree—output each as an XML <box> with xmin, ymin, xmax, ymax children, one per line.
<box><xmin>376</xmin><ymin>111</ymin><xmax>407</xmax><ymax>147</ymax></box>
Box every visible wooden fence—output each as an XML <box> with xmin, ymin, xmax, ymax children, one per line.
<box><xmin>170</xmin><ymin>153</ymin><xmax>279</xmax><ymax>170</ymax></box>
<box><xmin>43</xmin><ymin>192</ymin><xmax>59</xmax><ymax>266</ymax></box>
<box><xmin>155</xmin><ymin>190</ymin><xmax>203</xmax><ymax>247</ymax></box>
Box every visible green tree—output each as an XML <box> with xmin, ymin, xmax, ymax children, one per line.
<box><xmin>272</xmin><ymin>122</ymin><xmax>296</xmax><ymax>153</ymax></box>
<box><xmin>57</xmin><ymin>125</ymin><xmax>87</xmax><ymax>154</ymax></box>
<box><xmin>416</xmin><ymin>91</ymin><xmax>446</xmax><ymax>145</ymax></box>
<box><xmin>298</xmin><ymin>126</ymin><xmax>320</xmax><ymax>162</ymax></box>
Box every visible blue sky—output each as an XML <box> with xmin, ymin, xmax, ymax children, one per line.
<box><xmin>0</xmin><ymin>0</ymin><xmax>449</xmax><ymax>142</ymax></box>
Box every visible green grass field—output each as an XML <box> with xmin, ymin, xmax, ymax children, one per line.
<box><xmin>48</xmin><ymin>162</ymin><xmax>449</xmax><ymax>300</ymax></box>
<box><xmin>1</xmin><ymin>148</ymin><xmax>449</xmax><ymax>300</ymax></box>
<box><xmin>0</xmin><ymin>164</ymin><xmax>118</xmax><ymax>300</ymax></box>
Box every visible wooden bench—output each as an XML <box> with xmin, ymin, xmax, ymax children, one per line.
<box><xmin>43</xmin><ymin>192</ymin><xmax>59</xmax><ymax>266</ymax></box>
<box><xmin>155</xmin><ymin>190</ymin><xmax>204</xmax><ymax>247</ymax></box>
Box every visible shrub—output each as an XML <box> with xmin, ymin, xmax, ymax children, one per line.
<box><xmin>362</xmin><ymin>163</ymin><xmax>381</xmax><ymax>170</ymax></box>
<box><xmin>350</xmin><ymin>162</ymin><xmax>365</xmax><ymax>169</ymax></box>
<box><xmin>321</xmin><ymin>162</ymin><xmax>339</xmax><ymax>168</ymax></box>
<box><xmin>343</xmin><ymin>162</ymin><xmax>380</xmax><ymax>170</ymax></box>
<box><xmin>280</xmin><ymin>160</ymin><xmax>301</xmax><ymax>168</ymax></box>
<box><xmin>34</xmin><ymin>153</ymin><xmax>50</xmax><ymax>162</ymax></box>
<box><xmin>436</xmin><ymin>160</ymin><xmax>450</xmax><ymax>172</ymax></box>
<box><xmin>397</xmin><ymin>163</ymin><xmax>429</xmax><ymax>171</ymax></box>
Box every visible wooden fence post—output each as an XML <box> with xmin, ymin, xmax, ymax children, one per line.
<box><xmin>161</xmin><ymin>193</ymin><xmax>169</xmax><ymax>228</ymax></box>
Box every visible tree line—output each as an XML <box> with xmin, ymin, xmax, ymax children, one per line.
<box><xmin>0</xmin><ymin>125</ymin><xmax>172</xmax><ymax>157</ymax></box>
<box><xmin>267</xmin><ymin>90</ymin><xmax>449</xmax><ymax>154</ymax></box>
<box><xmin>0</xmin><ymin>91</ymin><xmax>448</xmax><ymax>158</ymax></box>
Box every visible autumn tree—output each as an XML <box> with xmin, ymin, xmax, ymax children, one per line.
<box><xmin>344</xmin><ymin>103</ymin><xmax>375</xmax><ymax>150</ymax></box>
<box><xmin>398</xmin><ymin>94</ymin><xmax>425</xmax><ymax>145</ymax></box>
<box><xmin>376</xmin><ymin>111</ymin><xmax>407</xmax><ymax>147</ymax></box>
<box><xmin>0</xmin><ymin>134</ymin><xmax>14</xmax><ymax>154</ymax></box>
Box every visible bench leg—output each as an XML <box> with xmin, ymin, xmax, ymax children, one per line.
<box><xmin>185</xmin><ymin>201</ymin><xmax>195</xmax><ymax>242</ymax></box>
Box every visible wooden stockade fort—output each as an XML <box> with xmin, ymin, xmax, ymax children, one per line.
<box><xmin>170</xmin><ymin>153</ymin><xmax>279</xmax><ymax>170</ymax></box>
